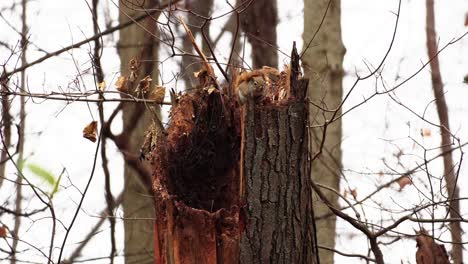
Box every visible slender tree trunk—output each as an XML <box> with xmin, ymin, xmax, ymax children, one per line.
<box><xmin>152</xmin><ymin>46</ymin><xmax>318</xmax><ymax>263</ymax></box>
<box><xmin>425</xmin><ymin>1</ymin><xmax>463</xmax><ymax>262</ymax></box>
<box><xmin>302</xmin><ymin>0</ymin><xmax>345</xmax><ymax>263</ymax></box>
<box><xmin>11</xmin><ymin>0</ymin><xmax>27</xmax><ymax>262</ymax></box>
<box><xmin>240</xmin><ymin>0</ymin><xmax>278</xmax><ymax>68</ymax></box>
<box><xmin>0</xmin><ymin>79</ymin><xmax>11</xmax><ymax>188</ymax></box>
<box><xmin>91</xmin><ymin>0</ymin><xmax>116</xmax><ymax>262</ymax></box>
<box><xmin>118</xmin><ymin>1</ymin><xmax>160</xmax><ymax>263</ymax></box>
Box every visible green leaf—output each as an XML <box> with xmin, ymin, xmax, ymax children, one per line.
<box><xmin>26</xmin><ymin>163</ymin><xmax>56</xmax><ymax>187</ymax></box>
<box><xmin>51</xmin><ymin>172</ymin><xmax>62</xmax><ymax>197</ymax></box>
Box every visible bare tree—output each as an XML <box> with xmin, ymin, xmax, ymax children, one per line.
<box><xmin>118</xmin><ymin>0</ymin><xmax>160</xmax><ymax>263</ymax></box>
<box><xmin>425</xmin><ymin>0</ymin><xmax>462</xmax><ymax>262</ymax></box>
<box><xmin>240</xmin><ymin>0</ymin><xmax>278</xmax><ymax>68</ymax></box>
<box><xmin>302</xmin><ymin>0</ymin><xmax>345</xmax><ymax>263</ymax></box>
<box><xmin>0</xmin><ymin>1</ymin><xmax>466</xmax><ymax>263</ymax></box>
<box><xmin>10</xmin><ymin>0</ymin><xmax>27</xmax><ymax>263</ymax></box>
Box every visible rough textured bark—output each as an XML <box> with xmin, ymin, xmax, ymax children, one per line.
<box><xmin>302</xmin><ymin>0</ymin><xmax>346</xmax><ymax>263</ymax></box>
<box><xmin>152</xmin><ymin>46</ymin><xmax>317</xmax><ymax>263</ymax></box>
<box><xmin>118</xmin><ymin>0</ymin><xmax>160</xmax><ymax>263</ymax></box>
<box><xmin>239</xmin><ymin>50</ymin><xmax>316</xmax><ymax>264</ymax></box>
<box><xmin>425</xmin><ymin>1</ymin><xmax>462</xmax><ymax>263</ymax></box>
<box><xmin>240</xmin><ymin>0</ymin><xmax>278</xmax><ymax>68</ymax></box>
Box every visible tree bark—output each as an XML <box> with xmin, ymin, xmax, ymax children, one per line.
<box><xmin>425</xmin><ymin>1</ymin><xmax>462</xmax><ymax>263</ymax></box>
<box><xmin>240</xmin><ymin>0</ymin><xmax>278</xmax><ymax>68</ymax></box>
<box><xmin>118</xmin><ymin>0</ymin><xmax>160</xmax><ymax>263</ymax></box>
<box><xmin>152</xmin><ymin>45</ymin><xmax>318</xmax><ymax>263</ymax></box>
<box><xmin>239</xmin><ymin>46</ymin><xmax>316</xmax><ymax>264</ymax></box>
<box><xmin>302</xmin><ymin>0</ymin><xmax>345</xmax><ymax>263</ymax></box>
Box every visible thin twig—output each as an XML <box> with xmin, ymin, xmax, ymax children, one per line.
<box><xmin>179</xmin><ymin>16</ymin><xmax>214</xmax><ymax>77</ymax></box>
<box><xmin>4</xmin><ymin>0</ymin><xmax>181</xmax><ymax>79</ymax></box>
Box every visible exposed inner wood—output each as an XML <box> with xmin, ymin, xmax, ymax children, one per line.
<box><xmin>152</xmin><ymin>45</ymin><xmax>317</xmax><ymax>263</ymax></box>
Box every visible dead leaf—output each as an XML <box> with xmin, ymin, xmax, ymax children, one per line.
<box><xmin>98</xmin><ymin>81</ymin><xmax>106</xmax><ymax>91</ymax></box>
<box><xmin>343</xmin><ymin>189</ymin><xmax>357</xmax><ymax>199</ymax></box>
<box><xmin>193</xmin><ymin>67</ymin><xmax>211</xmax><ymax>86</ymax></box>
<box><xmin>421</xmin><ymin>128</ymin><xmax>431</xmax><ymax>137</ymax></box>
<box><xmin>149</xmin><ymin>85</ymin><xmax>166</xmax><ymax>103</ymax></box>
<box><xmin>0</xmin><ymin>225</ymin><xmax>6</xmax><ymax>238</ymax></box>
<box><xmin>206</xmin><ymin>85</ymin><xmax>216</xmax><ymax>95</ymax></box>
<box><xmin>397</xmin><ymin>176</ymin><xmax>412</xmax><ymax>190</ymax></box>
<box><xmin>193</xmin><ymin>69</ymin><xmax>205</xmax><ymax>78</ymax></box>
<box><xmin>115</xmin><ymin>76</ymin><xmax>127</xmax><ymax>93</ymax></box>
<box><xmin>135</xmin><ymin>75</ymin><xmax>152</xmax><ymax>97</ymax></box>
<box><xmin>140</xmin><ymin>120</ymin><xmax>161</xmax><ymax>161</ymax></box>
<box><xmin>169</xmin><ymin>88</ymin><xmax>179</xmax><ymax>107</ymax></box>
<box><xmin>83</xmin><ymin>121</ymin><xmax>98</xmax><ymax>143</ymax></box>
<box><xmin>415</xmin><ymin>229</ymin><xmax>450</xmax><ymax>264</ymax></box>
<box><xmin>278</xmin><ymin>88</ymin><xmax>287</xmax><ymax>100</ymax></box>
<box><xmin>129</xmin><ymin>58</ymin><xmax>139</xmax><ymax>82</ymax></box>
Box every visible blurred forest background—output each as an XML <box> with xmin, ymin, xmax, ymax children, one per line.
<box><xmin>0</xmin><ymin>0</ymin><xmax>467</xmax><ymax>263</ymax></box>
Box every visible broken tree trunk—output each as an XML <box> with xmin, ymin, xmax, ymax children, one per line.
<box><xmin>152</xmin><ymin>44</ymin><xmax>318</xmax><ymax>264</ymax></box>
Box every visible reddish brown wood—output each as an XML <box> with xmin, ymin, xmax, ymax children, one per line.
<box><xmin>152</xmin><ymin>88</ymin><xmax>241</xmax><ymax>263</ymax></box>
<box><xmin>152</xmin><ymin>46</ymin><xmax>317</xmax><ymax>263</ymax></box>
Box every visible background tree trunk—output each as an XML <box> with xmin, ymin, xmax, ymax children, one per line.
<box><xmin>118</xmin><ymin>0</ymin><xmax>160</xmax><ymax>263</ymax></box>
<box><xmin>11</xmin><ymin>0</ymin><xmax>27</xmax><ymax>262</ymax></box>
<box><xmin>240</xmin><ymin>0</ymin><xmax>278</xmax><ymax>68</ymax></box>
<box><xmin>425</xmin><ymin>0</ymin><xmax>463</xmax><ymax>262</ymax></box>
<box><xmin>302</xmin><ymin>0</ymin><xmax>345</xmax><ymax>263</ymax></box>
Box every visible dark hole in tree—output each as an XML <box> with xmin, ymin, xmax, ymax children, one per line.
<box><xmin>165</xmin><ymin>90</ymin><xmax>240</xmax><ymax>211</ymax></box>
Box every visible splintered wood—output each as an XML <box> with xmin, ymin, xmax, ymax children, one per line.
<box><xmin>151</xmin><ymin>43</ymin><xmax>317</xmax><ymax>263</ymax></box>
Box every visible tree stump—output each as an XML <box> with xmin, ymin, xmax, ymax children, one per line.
<box><xmin>152</xmin><ymin>44</ymin><xmax>318</xmax><ymax>264</ymax></box>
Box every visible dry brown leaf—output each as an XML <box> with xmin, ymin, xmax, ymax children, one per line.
<box><xmin>193</xmin><ymin>69</ymin><xmax>205</xmax><ymax>78</ymax></box>
<box><xmin>397</xmin><ymin>176</ymin><xmax>412</xmax><ymax>190</ymax></box>
<box><xmin>98</xmin><ymin>81</ymin><xmax>106</xmax><ymax>91</ymax></box>
<box><xmin>129</xmin><ymin>58</ymin><xmax>139</xmax><ymax>82</ymax></box>
<box><xmin>135</xmin><ymin>75</ymin><xmax>152</xmax><ymax>97</ymax></box>
<box><xmin>0</xmin><ymin>225</ymin><xmax>6</xmax><ymax>238</ymax></box>
<box><xmin>343</xmin><ymin>189</ymin><xmax>357</xmax><ymax>199</ymax></box>
<box><xmin>115</xmin><ymin>76</ymin><xmax>127</xmax><ymax>93</ymax></box>
<box><xmin>415</xmin><ymin>229</ymin><xmax>450</xmax><ymax>264</ymax></box>
<box><xmin>83</xmin><ymin>121</ymin><xmax>98</xmax><ymax>143</ymax></box>
<box><xmin>149</xmin><ymin>85</ymin><xmax>166</xmax><ymax>103</ymax></box>
<box><xmin>421</xmin><ymin>128</ymin><xmax>431</xmax><ymax>137</ymax></box>
<box><xmin>206</xmin><ymin>85</ymin><xmax>216</xmax><ymax>95</ymax></box>
<box><xmin>278</xmin><ymin>88</ymin><xmax>287</xmax><ymax>101</ymax></box>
